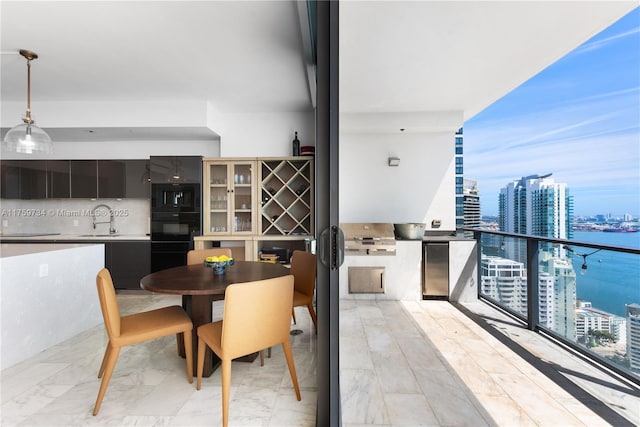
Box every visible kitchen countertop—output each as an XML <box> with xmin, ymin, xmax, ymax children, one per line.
<box><xmin>421</xmin><ymin>235</ymin><xmax>470</xmax><ymax>242</ymax></box>
<box><xmin>0</xmin><ymin>243</ymin><xmax>100</xmax><ymax>258</ymax></box>
<box><xmin>0</xmin><ymin>233</ymin><xmax>150</xmax><ymax>242</ymax></box>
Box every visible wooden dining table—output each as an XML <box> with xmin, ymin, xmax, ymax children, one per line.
<box><xmin>140</xmin><ymin>261</ymin><xmax>290</xmax><ymax>377</ymax></box>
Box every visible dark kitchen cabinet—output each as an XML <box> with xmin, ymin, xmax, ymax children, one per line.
<box><xmin>150</xmin><ymin>156</ymin><xmax>202</xmax><ymax>184</ymax></box>
<box><xmin>0</xmin><ymin>160</ymin><xmax>22</xmax><ymax>199</ymax></box>
<box><xmin>98</xmin><ymin>160</ymin><xmax>150</xmax><ymax>199</ymax></box>
<box><xmin>0</xmin><ymin>160</ymin><xmax>47</xmax><ymax>199</ymax></box>
<box><xmin>1</xmin><ymin>159</ymin><xmax>149</xmax><ymax>200</ymax></box>
<box><xmin>70</xmin><ymin>160</ymin><xmax>98</xmax><ymax>198</ymax></box>
<box><xmin>46</xmin><ymin>160</ymin><xmax>70</xmax><ymax>198</ymax></box>
<box><xmin>124</xmin><ymin>160</ymin><xmax>150</xmax><ymax>198</ymax></box>
<box><xmin>98</xmin><ymin>160</ymin><xmax>126</xmax><ymax>198</ymax></box>
<box><xmin>18</xmin><ymin>161</ymin><xmax>48</xmax><ymax>199</ymax></box>
<box><xmin>106</xmin><ymin>241</ymin><xmax>151</xmax><ymax>289</ymax></box>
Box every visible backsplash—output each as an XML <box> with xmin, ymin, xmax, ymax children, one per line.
<box><xmin>0</xmin><ymin>199</ymin><xmax>150</xmax><ymax>235</ymax></box>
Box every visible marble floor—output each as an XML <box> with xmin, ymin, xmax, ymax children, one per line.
<box><xmin>340</xmin><ymin>299</ymin><xmax>639</xmax><ymax>427</ymax></box>
<box><xmin>2</xmin><ymin>294</ymin><xmax>638</xmax><ymax>426</ymax></box>
<box><xmin>0</xmin><ymin>293</ymin><xmax>318</xmax><ymax>427</ymax></box>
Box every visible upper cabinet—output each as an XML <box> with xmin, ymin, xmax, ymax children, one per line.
<box><xmin>201</xmin><ymin>157</ymin><xmax>314</xmax><ymax>238</ymax></box>
<box><xmin>97</xmin><ymin>160</ymin><xmax>126</xmax><ymax>198</ymax></box>
<box><xmin>1</xmin><ymin>160</ymin><xmax>48</xmax><ymax>199</ymax></box>
<box><xmin>150</xmin><ymin>156</ymin><xmax>202</xmax><ymax>184</ymax></box>
<box><xmin>203</xmin><ymin>159</ymin><xmax>257</xmax><ymax>235</ymax></box>
<box><xmin>70</xmin><ymin>160</ymin><xmax>98</xmax><ymax>198</ymax></box>
<box><xmin>123</xmin><ymin>160</ymin><xmax>150</xmax><ymax>198</ymax></box>
<box><xmin>46</xmin><ymin>160</ymin><xmax>71</xmax><ymax>198</ymax></box>
<box><xmin>0</xmin><ymin>159</ymin><xmax>149</xmax><ymax>199</ymax></box>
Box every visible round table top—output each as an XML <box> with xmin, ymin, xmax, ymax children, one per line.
<box><xmin>140</xmin><ymin>261</ymin><xmax>290</xmax><ymax>296</ymax></box>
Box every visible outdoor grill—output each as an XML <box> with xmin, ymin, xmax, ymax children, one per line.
<box><xmin>341</xmin><ymin>223</ymin><xmax>396</xmax><ymax>256</ymax></box>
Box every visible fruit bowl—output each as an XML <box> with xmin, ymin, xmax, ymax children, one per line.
<box><xmin>204</xmin><ymin>256</ymin><xmax>234</xmax><ymax>275</ymax></box>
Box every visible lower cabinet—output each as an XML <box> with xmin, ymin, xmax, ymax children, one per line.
<box><xmin>106</xmin><ymin>241</ymin><xmax>151</xmax><ymax>289</ymax></box>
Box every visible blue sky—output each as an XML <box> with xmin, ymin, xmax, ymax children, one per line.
<box><xmin>464</xmin><ymin>7</ymin><xmax>640</xmax><ymax>218</ymax></box>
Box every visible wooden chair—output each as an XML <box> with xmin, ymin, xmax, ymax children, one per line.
<box><xmin>196</xmin><ymin>275</ymin><xmax>301</xmax><ymax>427</ymax></box>
<box><xmin>93</xmin><ymin>268</ymin><xmax>193</xmax><ymax>415</ymax></box>
<box><xmin>186</xmin><ymin>248</ymin><xmax>233</xmax><ymax>265</ymax></box>
<box><xmin>260</xmin><ymin>250</ymin><xmax>317</xmax><ymax>366</ymax></box>
<box><xmin>290</xmin><ymin>250</ymin><xmax>318</xmax><ymax>328</ymax></box>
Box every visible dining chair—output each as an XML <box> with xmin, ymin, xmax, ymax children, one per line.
<box><xmin>186</xmin><ymin>248</ymin><xmax>233</xmax><ymax>265</ymax></box>
<box><xmin>290</xmin><ymin>250</ymin><xmax>318</xmax><ymax>329</ymax></box>
<box><xmin>260</xmin><ymin>250</ymin><xmax>317</xmax><ymax>366</ymax></box>
<box><xmin>196</xmin><ymin>275</ymin><xmax>301</xmax><ymax>427</ymax></box>
<box><xmin>186</xmin><ymin>248</ymin><xmax>233</xmax><ymax>316</ymax></box>
<box><xmin>93</xmin><ymin>268</ymin><xmax>193</xmax><ymax>416</ymax></box>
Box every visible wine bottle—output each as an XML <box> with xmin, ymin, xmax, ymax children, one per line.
<box><xmin>292</xmin><ymin>131</ymin><xmax>300</xmax><ymax>156</ymax></box>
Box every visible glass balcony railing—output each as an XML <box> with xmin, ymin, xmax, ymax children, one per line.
<box><xmin>466</xmin><ymin>229</ymin><xmax>640</xmax><ymax>385</ymax></box>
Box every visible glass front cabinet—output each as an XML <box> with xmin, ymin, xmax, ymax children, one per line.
<box><xmin>203</xmin><ymin>160</ymin><xmax>257</xmax><ymax>235</ymax></box>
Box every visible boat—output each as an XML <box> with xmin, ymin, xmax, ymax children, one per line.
<box><xmin>602</xmin><ymin>227</ymin><xmax>639</xmax><ymax>233</ymax></box>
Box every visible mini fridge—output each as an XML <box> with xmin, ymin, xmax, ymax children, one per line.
<box><xmin>422</xmin><ymin>242</ymin><xmax>449</xmax><ymax>299</ymax></box>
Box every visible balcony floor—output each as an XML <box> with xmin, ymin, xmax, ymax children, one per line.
<box><xmin>1</xmin><ymin>293</ymin><xmax>638</xmax><ymax>426</ymax></box>
<box><xmin>340</xmin><ymin>298</ymin><xmax>639</xmax><ymax>426</ymax></box>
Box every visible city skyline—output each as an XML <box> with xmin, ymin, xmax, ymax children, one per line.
<box><xmin>464</xmin><ymin>7</ymin><xmax>640</xmax><ymax>218</ymax></box>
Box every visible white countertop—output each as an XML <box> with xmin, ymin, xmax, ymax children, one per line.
<box><xmin>0</xmin><ymin>242</ymin><xmax>101</xmax><ymax>258</ymax></box>
<box><xmin>0</xmin><ymin>233</ymin><xmax>150</xmax><ymax>242</ymax></box>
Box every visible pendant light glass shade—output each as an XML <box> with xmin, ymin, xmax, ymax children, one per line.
<box><xmin>2</xmin><ymin>49</ymin><xmax>52</xmax><ymax>154</ymax></box>
<box><xmin>4</xmin><ymin>122</ymin><xmax>52</xmax><ymax>154</ymax></box>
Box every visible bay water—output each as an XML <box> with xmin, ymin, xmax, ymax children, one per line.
<box><xmin>569</xmin><ymin>231</ymin><xmax>640</xmax><ymax>317</ymax></box>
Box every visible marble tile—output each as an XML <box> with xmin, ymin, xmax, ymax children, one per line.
<box><xmin>382</xmin><ymin>392</ymin><xmax>440</xmax><ymax>426</ymax></box>
<box><xmin>3</xmin><ymin>293</ymin><xmax>635</xmax><ymax>427</ymax></box>
<box><xmin>340</xmin><ymin>368</ymin><xmax>389</xmax><ymax>425</ymax></box>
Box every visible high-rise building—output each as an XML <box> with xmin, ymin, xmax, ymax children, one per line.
<box><xmin>496</xmin><ymin>173</ymin><xmax>577</xmax><ymax>340</ymax></box>
<box><xmin>481</xmin><ymin>255</ymin><xmax>573</xmax><ymax>337</ymax></box>
<box><xmin>499</xmin><ymin>173</ymin><xmax>573</xmax><ymax>238</ymax></box>
<box><xmin>499</xmin><ymin>174</ymin><xmax>573</xmax><ymax>263</ymax></box>
<box><xmin>462</xmin><ymin>179</ymin><xmax>480</xmax><ymax>238</ymax></box>
<box><xmin>455</xmin><ymin>128</ymin><xmax>464</xmax><ymax>232</ymax></box>
<box><xmin>627</xmin><ymin>303</ymin><xmax>640</xmax><ymax>372</ymax></box>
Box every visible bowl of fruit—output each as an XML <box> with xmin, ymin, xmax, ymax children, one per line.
<box><xmin>204</xmin><ymin>255</ymin><xmax>234</xmax><ymax>275</ymax></box>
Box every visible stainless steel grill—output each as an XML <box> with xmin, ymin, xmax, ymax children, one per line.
<box><xmin>341</xmin><ymin>223</ymin><xmax>396</xmax><ymax>256</ymax></box>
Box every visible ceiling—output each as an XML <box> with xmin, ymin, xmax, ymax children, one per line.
<box><xmin>1</xmin><ymin>1</ymin><xmax>637</xmax><ymax>139</ymax></box>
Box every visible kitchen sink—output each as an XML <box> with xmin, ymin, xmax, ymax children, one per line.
<box><xmin>78</xmin><ymin>234</ymin><xmax>120</xmax><ymax>237</ymax></box>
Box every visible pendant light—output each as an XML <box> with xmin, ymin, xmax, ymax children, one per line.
<box><xmin>3</xmin><ymin>49</ymin><xmax>52</xmax><ymax>154</ymax></box>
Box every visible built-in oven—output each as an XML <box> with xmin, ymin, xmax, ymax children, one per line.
<box><xmin>149</xmin><ymin>156</ymin><xmax>202</xmax><ymax>273</ymax></box>
<box><xmin>150</xmin><ymin>211</ymin><xmax>201</xmax><ymax>272</ymax></box>
<box><xmin>151</xmin><ymin>183</ymin><xmax>200</xmax><ymax>212</ymax></box>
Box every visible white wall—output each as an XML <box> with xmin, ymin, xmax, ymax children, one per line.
<box><xmin>213</xmin><ymin>111</ymin><xmax>315</xmax><ymax>157</ymax></box>
<box><xmin>339</xmin><ymin>131</ymin><xmax>457</xmax><ymax>230</ymax></box>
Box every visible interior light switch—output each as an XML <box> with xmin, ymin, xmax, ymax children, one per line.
<box><xmin>39</xmin><ymin>264</ymin><xmax>49</xmax><ymax>277</ymax></box>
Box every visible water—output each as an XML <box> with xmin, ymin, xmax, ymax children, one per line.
<box><xmin>569</xmin><ymin>231</ymin><xmax>640</xmax><ymax>317</ymax></box>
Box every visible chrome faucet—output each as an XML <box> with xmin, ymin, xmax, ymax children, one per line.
<box><xmin>92</xmin><ymin>204</ymin><xmax>117</xmax><ymax>234</ymax></box>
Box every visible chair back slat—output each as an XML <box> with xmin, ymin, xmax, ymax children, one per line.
<box><xmin>221</xmin><ymin>275</ymin><xmax>294</xmax><ymax>360</ymax></box>
<box><xmin>96</xmin><ymin>268</ymin><xmax>121</xmax><ymax>338</ymax></box>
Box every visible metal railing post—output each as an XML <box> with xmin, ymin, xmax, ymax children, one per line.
<box><xmin>474</xmin><ymin>230</ymin><xmax>483</xmax><ymax>300</ymax></box>
<box><xmin>526</xmin><ymin>238</ymin><xmax>539</xmax><ymax>331</ymax></box>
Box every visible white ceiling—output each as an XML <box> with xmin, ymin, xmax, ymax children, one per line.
<box><xmin>1</xmin><ymin>1</ymin><xmax>637</xmax><ymax>139</ymax></box>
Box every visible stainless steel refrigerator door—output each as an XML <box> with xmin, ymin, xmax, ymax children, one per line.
<box><xmin>423</xmin><ymin>242</ymin><xmax>449</xmax><ymax>298</ymax></box>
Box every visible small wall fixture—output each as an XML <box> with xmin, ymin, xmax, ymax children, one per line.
<box><xmin>3</xmin><ymin>49</ymin><xmax>52</xmax><ymax>154</ymax></box>
<box><xmin>388</xmin><ymin>157</ymin><xmax>400</xmax><ymax>167</ymax></box>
